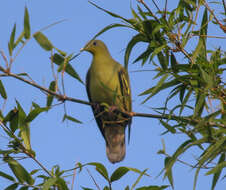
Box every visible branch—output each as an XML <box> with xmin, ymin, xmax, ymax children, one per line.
<box><xmin>1</xmin><ymin>66</ymin><xmax>225</xmax><ymax>129</ymax></box>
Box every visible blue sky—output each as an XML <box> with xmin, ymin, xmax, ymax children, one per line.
<box><xmin>0</xmin><ymin>0</ymin><xmax>225</xmax><ymax>189</ymax></box>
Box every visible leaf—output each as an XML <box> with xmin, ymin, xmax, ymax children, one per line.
<box><xmin>93</xmin><ymin>23</ymin><xmax>129</xmax><ymax>40</ymax></box>
<box><xmin>160</xmin><ymin>120</ymin><xmax>176</xmax><ymax>134</ymax></box>
<box><xmin>42</xmin><ymin>177</ymin><xmax>57</xmax><ymax>190</ymax></box>
<box><xmin>63</xmin><ymin>114</ymin><xmax>82</xmax><ymax>124</ymax></box>
<box><xmin>8</xmin><ymin>23</ymin><xmax>16</xmax><ymax>55</ymax></box>
<box><xmin>14</xmin><ymin>31</ymin><xmax>25</xmax><ymax>47</ymax></box>
<box><xmin>81</xmin><ymin>187</ymin><xmax>94</xmax><ymax>190</ymax></box>
<box><xmin>131</xmin><ymin>169</ymin><xmax>148</xmax><ymax>189</ymax></box>
<box><xmin>0</xmin><ymin>80</ymin><xmax>7</xmax><ymax>99</ymax></box>
<box><xmin>110</xmin><ymin>167</ymin><xmax>129</xmax><ymax>182</ymax></box>
<box><xmin>5</xmin><ymin>157</ymin><xmax>34</xmax><ymax>185</ymax></box>
<box><xmin>87</xmin><ymin>162</ymin><xmax>109</xmax><ymax>181</ymax></box>
<box><xmin>194</xmin><ymin>93</ymin><xmax>205</xmax><ymax>117</ymax></box>
<box><xmin>136</xmin><ymin>185</ymin><xmax>169</xmax><ymax>190</ymax></box>
<box><xmin>206</xmin><ymin>153</ymin><xmax>225</xmax><ymax>190</ymax></box>
<box><xmin>24</xmin><ymin>6</ymin><xmax>30</xmax><ymax>39</ymax></box>
<box><xmin>25</xmin><ymin>107</ymin><xmax>49</xmax><ymax>123</ymax></box>
<box><xmin>4</xmin><ymin>183</ymin><xmax>18</xmax><ymax>190</ymax></box>
<box><xmin>16</xmin><ymin>101</ymin><xmax>31</xmax><ymax>151</ymax></box>
<box><xmin>33</xmin><ymin>32</ymin><xmax>54</xmax><ymax>51</ymax></box>
<box><xmin>0</xmin><ymin>171</ymin><xmax>15</xmax><ymax>181</ymax></box>
<box><xmin>56</xmin><ymin>177</ymin><xmax>69</xmax><ymax>190</ymax></box>
<box><xmin>164</xmin><ymin>157</ymin><xmax>174</xmax><ymax>189</ymax></box>
<box><xmin>47</xmin><ymin>81</ymin><xmax>56</xmax><ymax>107</ymax></box>
<box><xmin>124</xmin><ymin>34</ymin><xmax>147</xmax><ymax>69</ymax></box>
<box><xmin>52</xmin><ymin>53</ymin><xmax>83</xmax><ymax>84</ymax></box>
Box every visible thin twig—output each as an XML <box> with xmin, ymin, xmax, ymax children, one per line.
<box><xmin>86</xmin><ymin>168</ymin><xmax>101</xmax><ymax>190</ymax></box>
<box><xmin>223</xmin><ymin>0</ymin><xmax>226</xmax><ymax>15</ymax></box>
<box><xmin>151</xmin><ymin>0</ymin><xmax>161</xmax><ymax>12</ymax></box>
<box><xmin>137</xmin><ymin>0</ymin><xmax>160</xmax><ymax>23</ymax></box>
<box><xmin>164</xmin><ymin>0</ymin><xmax>168</xmax><ymax>18</ymax></box>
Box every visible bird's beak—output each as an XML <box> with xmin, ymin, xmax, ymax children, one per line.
<box><xmin>80</xmin><ymin>47</ymin><xmax>85</xmax><ymax>52</ymax></box>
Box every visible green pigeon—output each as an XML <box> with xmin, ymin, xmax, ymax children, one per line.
<box><xmin>81</xmin><ymin>40</ymin><xmax>132</xmax><ymax>163</ymax></box>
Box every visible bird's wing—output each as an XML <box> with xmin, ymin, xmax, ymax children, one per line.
<box><xmin>86</xmin><ymin>68</ymin><xmax>105</xmax><ymax>138</ymax></box>
<box><xmin>118</xmin><ymin>67</ymin><xmax>132</xmax><ymax>142</ymax></box>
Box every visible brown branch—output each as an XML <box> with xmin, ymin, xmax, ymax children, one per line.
<box><xmin>202</xmin><ymin>0</ymin><xmax>226</xmax><ymax>33</ymax></box>
<box><xmin>0</xmin><ymin>66</ymin><xmax>224</xmax><ymax>129</ymax></box>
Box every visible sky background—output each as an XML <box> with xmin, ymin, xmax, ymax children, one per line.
<box><xmin>0</xmin><ymin>0</ymin><xmax>225</xmax><ymax>189</ymax></box>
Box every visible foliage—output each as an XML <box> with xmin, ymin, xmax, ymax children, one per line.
<box><xmin>0</xmin><ymin>1</ymin><xmax>225</xmax><ymax>190</ymax></box>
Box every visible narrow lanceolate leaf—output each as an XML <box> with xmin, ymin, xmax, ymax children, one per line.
<box><xmin>16</xmin><ymin>101</ymin><xmax>31</xmax><ymax>151</ymax></box>
<box><xmin>47</xmin><ymin>81</ymin><xmax>56</xmax><ymax>107</ymax></box>
<box><xmin>0</xmin><ymin>171</ymin><xmax>15</xmax><ymax>181</ymax></box>
<box><xmin>110</xmin><ymin>167</ymin><xmax>129</xmax><ymax>182</ymax></box>
<box><xmin>124</xmin><ymin>34</ymin><xmax>147</xmax><ymax>69</ymax></box>
<box><xmin>4</xmin><ymin>183</ymin><xmax>18</xmax><ymax>190</ymax></box>
<box><xmin>132</xmin><ymin>169</ymin><xmax>148</xmax><ymax>189</ymax></box>
<box><xmin>25</xmin><ymin>107</ymin><xmax>49</xmax><ymax>122</ymax></box>
<box><xmin>8</xmin><ymin>23</ymin><xmax>16</xmax><ymax>55</ymax></box>
<box><xmin>24</xmin><ymin>6</ymin><xmax>30</xmax><ymax>39</ymax></box>
<box><xmin>63</xmin><ymin>114</ymin><xmax>82</xmax><ymax>124</ymax></box>
<box><xmin>42</xmin><ymin>177</ymin><xmax>57</xmax><ymax>190</ymax></box>
<box><xmin>93</xmin><ymin>23</ymin><xmax>129</xmax><ymax>40</ymax></box>
<box><xmin>33</xmin><ymin>32</ymin><xmax>54</xmax><ymax>51</ymax></box>
<box><xmin>164</xmin><ymin>157</ymin><xmax>174</xmax><ymax>189</ymax></box>
<box><xmin>0</xmin><ymin>80</ymin><xmax>7</xmax><ymax>99</ymax></box>
<box><xmin>206</xmin><ymin>153</ymin><xmax>225</xmax><ymax>190</ymax></box>
<box><xmin>87</xmin><ymin>162</ymin><xmax>109</xmax><ymax>181</ymax></box>
<box><xmin>5</xmin><ymin>157</ymin><xmax>34</xmax><ymax>185</ymax></box>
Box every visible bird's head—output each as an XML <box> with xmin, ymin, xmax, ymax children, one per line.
<box><xmin>80</xmin><ymin>39</ymin><xmax>110</xmax><ymax>56</ymax></box>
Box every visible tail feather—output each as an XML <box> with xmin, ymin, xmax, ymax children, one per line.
<box><xmin>104</xmin><ymin>126</ymin><xmax>125</xmax><ymax>163</ymax></box>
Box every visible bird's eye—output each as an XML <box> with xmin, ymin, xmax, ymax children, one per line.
<box><xmin>93</xmin><ymin>41</ymin><xmax>97</xmax><ymax>46</ymax></box>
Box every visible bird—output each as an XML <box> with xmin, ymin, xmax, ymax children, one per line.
<box><xmin>80</xmin><ymin>39</ymin><xmax>132</xmax><ymax>163</ymax></box>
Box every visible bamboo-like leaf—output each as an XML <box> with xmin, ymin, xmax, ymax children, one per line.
<box><xmin>194</xmin><ymin>92</ymin><xmax>205</xmax><ymax>117</ymax></box>
<box><xmin>14</xmin><ymin>31</ymin><xmax>25</xmax><ymax>47</ymax></box>
<box><xmin>63</xmin><ymin>114</ymin><xmax>82</xmax><ymax>124</ymax></box>
<box><xmin>46</xmin><ymin>81</ymin><xmax>56</xmax><ymax>107</ymax></box>
<box><xmin>0</xmin><ymin>80</ymin><xmax>7</xmax><ymax>99</ymax></box>
<box><xmin>5</xmin><ymin>157</ymin><xmax>34</xmax><ymax>185</ymax></box>
<box><xmin>131</xmin><ymin>169</ymin><xmax>148</xmax><ymax>190</ymax></box>
<box><xmin>160</xmin><ymin>120</ymin><xmax>176</xmax><ymax>134</ymax></box>
<box><xmin>24</xmin><ymin>6</ymin><xmax>30</xmax><ymax>39</ymax></box>
<box><xmin>25</xmin><ymin>107</ymin><xmax>49</xmax><ymax>123</ymax></box>
<box><xmin>124</xmin><ymin>34</ymin><xmax>147</xmax><ymax>69</ymax></box>
<box><xmin>43</xmin><ymin>177</ymin><xmax>57</xmax><ymax>190</ymax></box>
<box><xmin>93</xmin><ymin>23</ymin><xmax>129</xmax><ymax>40</ymax></box>
<box><xmin>4</xmin><ymin>183</ymin><xmax>18</xmax><ymax>190</ymax></box>
<box><xmin>164</xmin><ymin>157</ymin><xmax>174</xmax><ymax>189</ymax></box>
<box><xmin>8</xmin><ymin>23</ymin><xmax>16</xmax><ymax>55</ymax></box>
<box><xmin>33</xmin><ymin>32</ymin><xmax>54</xmax><ymax>51</ymax></box>
<box><xmin>110</xmin><ymin>167</ymin><xmax>129</xmax><ymax>182</ymax></box>
<box><xmin>87</xmin><ymin>162</ymin><xmax>109</xmax><ymax>181</ymax></box>
<box><xmin>179</xmin><ymin>88</ymin><xmax>193</xmax><ymax>115</ymax></box>
<box><xmin>0</xmin><ymin>171</ymin><xmax>15</xmax><ymax>181</ymax></box>
<box><xmin>136</xmin><ymin>185</ymin><xmax>169</xmax><ymax>190</ymax></box>
<box><xmin>56</xmin><ymin>177</ymin><xmax>69</xmax><ymax>190</ymax></box>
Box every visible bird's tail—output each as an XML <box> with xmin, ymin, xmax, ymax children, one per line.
<box><xmin>104</xmin><ymin>126</ymin><xmax>125</xmax><ymax>163</ymax></box>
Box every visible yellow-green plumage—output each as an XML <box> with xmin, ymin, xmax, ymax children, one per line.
<box><xmin>81</xmin><ymin>40</ymin><xmax>132</xmax><ymax>163</ymax></box>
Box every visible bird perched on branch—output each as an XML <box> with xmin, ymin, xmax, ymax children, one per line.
<box><xmin>81</xmin><ymin>40</ymin><xmax>132</xmax><ymax>163</ymax></box>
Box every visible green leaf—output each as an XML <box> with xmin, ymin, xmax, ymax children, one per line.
<box><xmin>81</xmin><ymin>187</ymin><xmax>94</xmax><ymax>190</ymax></box>
<box><xmin>124</xmin><ymin>34</ymin><xmax>147</xmax><ymax>69</ymax></box>
<box><xmin>16</xmin><ymin>101</ymin><xmax>31</xmax><ymax>151</ymax></box>
<box><xmin>136</xmin><ymin>185</ymin><xmax>169</xmax><ymax>190</ymax></box>
<box><xmin>207</xmin><ymin>153</ymin><xmax>225</xmax><ymax>190</ymax></box>
<box><xmin>33</xmin><ymin>32</ymin><xmax>54</xmax><ymax>51</ymax></box>
<box><xmin>0</xmin><ymin>80</ymin><xmax>7</xmax><ymax>99</ymax></box>
<box><xmin>0</xmin><ymin>171</ymin><xmax>15</xmax><ymax>181</ymax></box>
<box><xmin>87</xmin><ymin>162</ymin><xmax>109</xmax><ymax>181</ymax></box>
<box><xmin>63</xmin><ymin>114</ymin><xmax>82</xmax><ymax>124</ymax></box>
<box><xmin>19</xmin><ymin>187</ymin><xmax>29</xmax><ymax>190</ymax></box>
<box><xmin>194</xmin><ymin>93</ymin><xmax>205</xmax><ymax>117</ymax></box>
<box><xmin>52</xmin><ymin>53</ymin><xmax>83</xmax><ymax>84</ymax></box>
<box><xmin>56</xmin><ymin>177</ymin><xmax>69</xmax><ymax>190</ymax></box>
<box><xmin>8</xmin><ymin>23</ymin><xmax>16</xmax><ymax>55</ymax></box>
<box><xmin>164</xmin><ymin>157</ymin><xmax>174</xmax><ymax>189</ymax></box>
<box><xmin>131</xmin><ymin>169</ymin><xmax>148</xmax><ymax>190</ymax></box>
<box><xmin>160</xmin><ymin>120</ymin><xmax>176</xmax><ymax>134</ymax></box>
<box><xmin>14</xmin><ymin>31</ymin><xmax>25</xmax><ymax>47</ymax></box>
<box><xmin>110</xmin><ymin>167</ymin><xmax>129</xmax><ymax>182</ymax></box>
<box><xmin>24</xmin><ymin>6</ymin><xmax>30</xmax><ymax>39</ymax></box>
<box><xmin>25</xmin><ymin>107</ymin><xmax>49</xmax><ymax>123</ymax></box>
<box><xmin>47</xmin><ymin>81</ymin><xmax>56</xmax><ymax>107</ymax></box>
<box><xmin>5</xmin><ymin>157</ymin><xmax>34</xmax><ymax>185</ymax></box>
<box><xmin>4</xmin><ymin>183</ymin><xmax>18</xmax><ymax>190</ymax></box>
<box><xmin>42</xmin><ymin>177</ymin><xmax>57</xmax><ymax>190</ymax></box>
<box><xmin>93</xmin><ymin>23</ymin><xmax>129</xmax><ymax>40</ymax></box>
